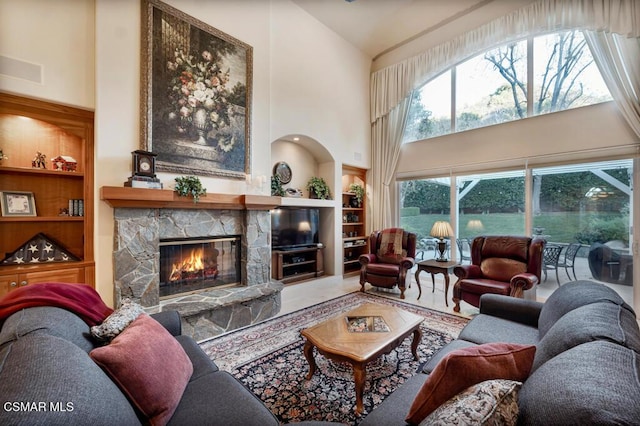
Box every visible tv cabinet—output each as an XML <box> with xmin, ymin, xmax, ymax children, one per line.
<box><xmin>272</xmin><ymin>246</ymin><xmax>324</xmax><ymax>284</ymax></box>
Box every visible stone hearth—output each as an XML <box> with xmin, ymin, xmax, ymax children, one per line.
<box><xmin>102</xmin><ymin>188</ymin><xmax>283</xmax><ymax>341</ymax></box>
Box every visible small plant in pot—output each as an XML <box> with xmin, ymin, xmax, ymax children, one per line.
<box><xmin>348</xmin><ymin>183</ymin><xmax>365</xmax><ymax>207</ymax></box>
<box><xmin>306</xmin><ymin>176</ymin><xmax>332</xmax><ymax>200</ymax></box>
<box><xmin>271</xmin><ymin>175</ymin><xmax>285</xmax><ymax>196</ymax></box>
<box><xmin>174</xmin><ymin>175</ymin><xmax>206</xmax><ymax>203</ymax></box>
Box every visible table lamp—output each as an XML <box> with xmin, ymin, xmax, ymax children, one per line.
<box><xmin>430</xmin><ymin>221</ymin><xmax>454</xmax><ymax>262</ymax></box>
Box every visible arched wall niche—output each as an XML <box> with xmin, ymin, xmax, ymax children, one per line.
<box><xmin>271</xmin><ymin>134</ymin><xmax>334</xmax><ymax>196</ymax></box>
<box><xmin>270</xmin><ymin>134</ymin><xmax>340</xmax><ymax>277</ymax></box>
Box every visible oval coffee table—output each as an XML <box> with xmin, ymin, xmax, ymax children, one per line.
<box><xmin>300</xmin><ymin>302</ymin><xmax>423</xmax><ymax>414</ymax></box>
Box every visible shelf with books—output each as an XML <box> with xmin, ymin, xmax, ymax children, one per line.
<box><xmin>342</xmin><ymin>166</ymin><xmax>367</xmax><ymax>277</ymax></box>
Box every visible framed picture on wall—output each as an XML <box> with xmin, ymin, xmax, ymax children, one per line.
<box><xmin>141</xmin><ymin>0</ymin><xmax>253</xmax><ymax>179</ymax></box>
<box><xmin>0</xmin><ymin>191</ymin><xmax>37</xmax><ymax>217</ymax></box>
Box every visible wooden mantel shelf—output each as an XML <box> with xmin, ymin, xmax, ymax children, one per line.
<box><xmin>100</xmin><ymin>186</ymin><xmax>281</xmax><ymax>210</ymax></box>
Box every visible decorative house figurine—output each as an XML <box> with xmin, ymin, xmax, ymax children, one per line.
<box><xmin>51</xmin><ymin>155</ymin><xmax>78</xmax><ymax>172</ymax></box>
<box><xmin>32</xmin><ymin>151</ymin><xmax>47</xmax><ymax>169</ymax></box>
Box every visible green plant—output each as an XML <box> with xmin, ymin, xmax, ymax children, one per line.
<box><xmin>348</xmin><ymin>183</ymin><xmax>365</xmax><ymax>206</ymax></box>
<box><xmin>306</xmin><ymin>177</ymin><xmax>332</xmax><ymax>200</ymax></box>
<box><xmin>271</xmin><ymin>175</ymin><xmax>285</xmax><ymax>196</ymax></box>
<box><xmin>174</xmin><ymin>175</ymin><xmax>206</xmax><ymax>203</ymax></box>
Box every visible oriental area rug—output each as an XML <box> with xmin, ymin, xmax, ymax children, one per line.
<box><xmin>199</xmin><ymin>292</ymin><xmax>469</xmax><ymax>425</ymax></box>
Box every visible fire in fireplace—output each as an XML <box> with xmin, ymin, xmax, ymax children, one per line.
<box><xmin>159</xmin><ymin>236</ymin><xmax>241</xmax><ymax>298</ymax></box>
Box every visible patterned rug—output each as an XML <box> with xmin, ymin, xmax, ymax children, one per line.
<box><xmin>200</xmin><ymin>292</ymin><xmax>469</xmax><ymax>425</ymax></box>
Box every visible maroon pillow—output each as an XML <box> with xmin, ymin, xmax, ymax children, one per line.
<box><xmin>405</xmin><ymin>342</ymin><xmax>536</xmax><ymax>425</ymax></box>
<box><xmin>90</xmin><ymin>314</ymin><xmax>193</xmax><ymax>426</ymax></box>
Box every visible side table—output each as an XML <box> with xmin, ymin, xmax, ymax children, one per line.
<box><xmin>414</xmin><ymin>259</ymin><xmax>459</xmax><ymax>306</ymax></box>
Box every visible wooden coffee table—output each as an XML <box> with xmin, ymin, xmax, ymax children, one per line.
<box><xmin>300</xmin><ymin>303</ymin><xmax>423</xmax><ymax>414</ymax></box>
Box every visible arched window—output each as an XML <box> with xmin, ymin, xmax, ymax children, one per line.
<box><xmin>403</xmin><ymin>30</ymin><xmax>612</xmax><ymax>143</ymax></box>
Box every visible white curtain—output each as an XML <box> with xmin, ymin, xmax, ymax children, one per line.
<box><xmin>585</xmin><ymin>31</ymin><xmax>640</xmax><ymax>137</ymax></box>
<box><xmin>370</xmin><ymin>95</ymin><xmax>412</xmax><ymax>230</ymax></box>
<box><xmin>369</xmin><ymin>0</ymin><xmax>640</xmax><ymax>229</ymax></box>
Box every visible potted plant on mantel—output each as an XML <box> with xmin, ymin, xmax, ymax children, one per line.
<box><xmin>271</xmin><ymin>175</ymin><xmax>285</xmax><ymax>196</ymax></box>
<box><xmin>306</xmin><ymin>176</ymin><xmax>332</xmax><ymax>200</ymax></box>
<box><xmin>348</xmin><ymin>183</ymin><xmax>365</xmax><ymax>208</ymax></box>
<box><xmin>174</xmin><ymin>175</ymin><xmax>207</xmax><ymax>203</ymax></box>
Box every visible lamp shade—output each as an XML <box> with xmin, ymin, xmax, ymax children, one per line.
<box><xmin>467</xmin><ymin>220</ymin><xmax>484</xmax><ymax>231</ymax></box>
<box><xmin>430</xmin><ymin>221</ymin><xmax>453</xmax><ymax>239</ymax></box>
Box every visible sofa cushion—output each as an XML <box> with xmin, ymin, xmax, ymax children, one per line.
<box><xmin>519</xmin><ymin>340</ymin><xmax>640</xmax><ymax>425</ymax></box>
<box><xmin>533</xmin><ymin>302</ymin><xmax>640</xmax><ymax>371</ymax></box>
<box><xmin>480</xmin><ymin>258</ymin><xmax>526</xmax><ymax>282</ymax></box>
<box><xmin>458</xmin><ymin>313</ymin><xmax>539</xmax><ymax>346</ymax></box>
<box><xmin>421</xmin><ymin>339</ymin><xmax>478</xmax><ymax>374</ymax></box>
<box><xmin>377</xmin><ymin>228</ymin><xmax>406</xmax><ymax>264</ymax></box>
<box><xmin>167</xmin><ymin>370</ymin><xmax>279</xmax><ymax>426</ymax></box>
<box><xmin>90</xmin><ymin>298</ymin><xmax>144</xmax><ymax>344</ymax></box>
<box><xmin>419</xmin><ymin>379</ymin><xmax>521</xmax><ymax>426</ymax></box>
<box><xmin>0</xmin><ymin>333</ymin><xmax>140</xmax><ymax>425</ymax></box>
<box><xmin>0</xmin><ymin>306</ymin><xmax>96</xmax><ymax>352</ymax></box>
<box><xmin>90</xmin><ymin>314</ymin><xmax>193</xmax><ymax>426</ymax></box>
<box><xmin>405</xmin><ymin>342</ymin><xmax>536</xmax><ymax>425</ymax></box>
<box><xmin>537</xmin><ymin>280</ymin><xmax>633</xmax><ymax>338</ymax></box>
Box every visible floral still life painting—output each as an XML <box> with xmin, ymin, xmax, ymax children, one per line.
<box><xmin>141</xmin><ymin>0</ymin><xmax>252</xmax><ymax>179</ymax></box>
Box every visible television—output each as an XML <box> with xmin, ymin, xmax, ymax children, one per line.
<box><xmin>271</xmin><ymin>207</ymin><xmax>320</xmax><ymax>250</ymax></box>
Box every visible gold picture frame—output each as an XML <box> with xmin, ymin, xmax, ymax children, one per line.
<box><xmin>0</xmin><ymin>191</ymin><xmax>37</xmax><ymax>217</ymax></box>
<box><xmin>141</xmin><ymin>0</ymin><xmax>253</xmax><ymax>179</ymax></box>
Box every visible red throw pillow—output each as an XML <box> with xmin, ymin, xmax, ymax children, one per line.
<box><xmin>90</xmin><ymin>314</ymin><xmax>193</xmax><ymax>426</ymax></box>
<box><xmin>405</xmin><ymin>342</ymin><xmax>536</xmax><ymax>425</ymax></box>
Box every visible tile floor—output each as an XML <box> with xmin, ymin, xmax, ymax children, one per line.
<box><xmin>278</xmin><ymin>259</ymin><xmax>634</xmax><ymax>320</ymax></box>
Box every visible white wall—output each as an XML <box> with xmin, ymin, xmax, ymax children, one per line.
<box><xmin>0</xmin><ymin>0</ymin><xmax>95</xmax><ymax>108</ymax></box>
<box><xmin>269</xmin><ymin>0</ymin><xmax>371</xmax><ymax>170</ymax></box>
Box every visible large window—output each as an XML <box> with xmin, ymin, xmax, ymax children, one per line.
<box><xmin>457</xmin><ymin>170</ymin><xmax>526</xmax><ymax>238</ymax></box>
<box><xmin>531</xmin><ymin>161</ymin><xmax>632</xmax><ymax>246</ymax></box>
<box><xmin>533</xmin><ymin>31</ymin><xmax>611</xmax><ymax>115</ymax></box>
<box><xmin>456</xmin><ymin>40</ymin><xmax>528</xmax><ymax>132</ymax></box>
<box><xmin>404</xmin><ymin>72</ymin><xmax>451</xmax><ymax>142</ymax></box>
<box><xmin>404</xmin><ymin>30</ymin><xmax>612</xmax><ymax>142</ymax></box>
<box><xmin>400</xmin><ymin>178</ymin><xmax>450</xmax><ymax>260</ymax></box>
<box><xmin>399</xmin><ymin>159</ymin><xmax>633</xmax><ymax>286</ymax></box>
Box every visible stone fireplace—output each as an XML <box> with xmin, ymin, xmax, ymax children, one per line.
<box><xmin>102</xmin><ymin>188</ymin><xmax>283</xmax><ymax>341</ymax></box>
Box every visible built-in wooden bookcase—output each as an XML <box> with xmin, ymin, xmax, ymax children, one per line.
<box><xmin>0</xmin><ymin>93</ymin><xmax>94</xmax><ymax>297</ymax></box>
<box><xmin>342</xmin><ymin>165</ymin><xmax>367</xmax><ymax>276</ymax></box>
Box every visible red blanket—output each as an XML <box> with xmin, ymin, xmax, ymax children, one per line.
<box><xmin>0</xmin><ymin>282</ymin><xmax>114</xmax><ymax>326</ymax></box>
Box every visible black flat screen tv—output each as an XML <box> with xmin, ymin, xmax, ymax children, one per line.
<box><xmin>271</xmin><ymin>207</ymin><xmax>320</xmax><ymax>250</ymax></box>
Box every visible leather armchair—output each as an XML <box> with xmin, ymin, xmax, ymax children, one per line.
<box><xmin>452</xmin><ymin>235</ymin><xmax>545</xmax><ymax>312</ymax></box>
<box><xmin>359</xmin><ymin>229</ymin><xmax>417</xmax><ymax>299</ymax></box>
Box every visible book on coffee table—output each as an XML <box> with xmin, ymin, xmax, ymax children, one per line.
<box><xmin>346</xmin><ymin>316</ymin><xmax>390</xmax><ymax>333</ymax></box>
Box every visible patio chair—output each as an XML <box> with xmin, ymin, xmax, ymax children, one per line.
<box><xmin>542</xmin><ymin>244</ymin><xmax>563</xmax><ymax>285</ymax></box>
<box><xmin>456</xmin><ymin>238</ymin><xmax>471</xmax><ymax>264</ymax></box>
<box><xmin>416</xmin><ymin>237</ymin><xmax>437</xmax><ymax>260</ymax></box>
<box><xmin>556</xmin><ymin>242</ymin><xmax>581</xmax><ymax>281</ymax></box>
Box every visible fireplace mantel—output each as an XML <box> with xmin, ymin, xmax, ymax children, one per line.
<box><xmin>100</xmin><ymin>186</ymin><xmax>280</xmax><ymax>210</ymax></box>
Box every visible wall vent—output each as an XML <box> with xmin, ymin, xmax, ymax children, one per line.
<box><xmin>0</xmin><ymin>55</ymin><xmax>42</xmax><ymax>84</ymax></box>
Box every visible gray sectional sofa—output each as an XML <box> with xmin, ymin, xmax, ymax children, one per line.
<box><xmin>0</xmin><ymin>306</ymin><xmax>320</xmax><ymax>426</ymax></box>
<box><xmin>361</xmin><ymin>280</ymin><xmax>640</xmax><ymax>425</ymax></box>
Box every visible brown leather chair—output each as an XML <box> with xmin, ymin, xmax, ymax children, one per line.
<box><xmin>359</xmin><ymin>228</ymin><xmax>417</xmax><ymax>299</ymax></box>
<box><xmin>452</xmin><ymin>235</ymin><xmax>545</xmax><ymax>312</ymax></box>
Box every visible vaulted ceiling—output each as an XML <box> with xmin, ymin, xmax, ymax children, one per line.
<box><xmin>291</xmin><ymin>0</ymin><xmax>492</xmax><ymax>58</ymax></box>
